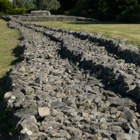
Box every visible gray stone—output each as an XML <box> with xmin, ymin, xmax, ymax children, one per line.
<box><xmin>66</xmin><ymin>127</ymin><xmax>82</xmax><ymax>137</ymax></box>
<box><xmin>38</xmin><ymin>107</ymin><xmax>50</xmax><ymax>117</ymax></box>
<box><xmin>63</xmin><ymin>107</ymin><xmax>77</xmax><ymax>117</ymax></box>
<box><xmin>126</xmin><ymin>84</ymin><xmax>140</xmax><ymax>99</ymax></box>
<box><xmin>4</xmin><ymin>16</ymin><xmax>140</xmax><ymax>140</ymax></box>
<box><xmin>4</xmin><ymin>92</ymin><xmax>16</xmax><ymax>107</ymax></box>
<box><xmin>51</xmin><ymin>101</ymin><xmax>66</xmax><ymax>109</ymax></box>
<box><xmin>37</xmin><ymin>132</ymin><xmax>47</xmax><ymax>140</ymax></box>
<box><xmin>114</xmin><ymin>133</ymin><xmax>131</xmax><ymax>140</ymax></box>
<box><xmin>16</xmin><ymin>115</ymin><xmax>39</xmax><ymax>138</ymax></box>
<box><xmin>31</xmin><ymin>10</ymin><xmax>51</xmax><ymax>16</ymax></box>
<box><xmin>129</xmin><ymin>127</ymin><xmax>138</xmax><ymax>140</ymax></box>
<box><xmin>123</xmin><ymin>107</ymin><xmax>136</xmax><ymax>122</ymax></box>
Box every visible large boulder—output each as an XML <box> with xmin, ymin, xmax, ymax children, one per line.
<box><xmin>30</xmin><ymin>10</ymin><xmax>51</xmax><ymax>16</ymax></box>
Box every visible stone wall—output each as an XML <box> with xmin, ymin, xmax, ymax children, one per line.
<box><xmin>2</xmin><ymin>16</ymin><xmax>140</xmax><ymax>140</ymax></box>
<box><xmin>12</xmin><ymin>15</ymin><xmax>95</xmax><ymax>22</ymax></box>
<box><xmin>30</xmin><ymin>10</ymin><xmax>51</xmax><ymax>16</ymax></box>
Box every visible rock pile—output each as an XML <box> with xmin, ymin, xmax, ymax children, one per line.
<box><xmin>3</xmin><ymin>17</ymin><xmax>140</xmax><ymax>140</ymax></box>
<box><xmin>9</xmin><ymin>15</ymin><xmax>95</xmax><ymax>22</ymax></box>
<box><xmin>30</xmin><ymin>10</ymin><xmax>51</xmax><ymax>16</ymax></box>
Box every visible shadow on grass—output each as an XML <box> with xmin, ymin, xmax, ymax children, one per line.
<box><xmin>11</xmin><ymin>46</ymin><xmax>24</xmax><ymax>65</ymax></box>
<box><xmin>0</xmin><ymin>73</ymin><xmax>13</xmax><ymax>140</ymax></box>
<box><xmin>0</xmin><ymin>39</ymin><xmax>24</xmax><ymax>139</ymax></box>
<box><xmin>68</xmin><ymin>20</ymin><xmax>139</xmax><ymax>25</ymax></box>
<box><xmin>11</xmin><ymin>37</ymin><xmax>25</xmax><ymax>65</ymax></box>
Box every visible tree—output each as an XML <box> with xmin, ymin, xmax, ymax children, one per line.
<box><xmin>105</xmin><ymin>0</ymin><xmax>139</xmax><ymax>20</ymax></box>
<box><xmin>73</xmin><ymin>0</ymin><xmax>107</xmax><ymax>19</ymax></box>
<box><xmin>58</xmin><ymin>0</ymin><xmax>78</xmax><ymax>11</ymax></box>
<box><xmin>13</xmin><ymin>0</ymin><xmax>36</xmax><ymax>9</ymax></box>
<box><xmin>72</xmin><ymin>0</ymin><xmax>140</xmax><ymax>21</ymax></box>
<box><xmin>117</xmin><ymin>5</ymin><xmax>140</xmax><ymax>22</ymax></box>
<box><xmin>35</xmin><ymin>0</ymin><xmax>60</xmax><ymax>11</ymax></box>
<box><xmin>0</xmin><ymin>0</ymin><xmax>13</xmax><ymax>14</ymax></box>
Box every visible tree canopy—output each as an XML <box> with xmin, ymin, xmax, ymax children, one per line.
<box><xmin>12</xmin><ymin>0</ymin><xmax>60</xmax><ymax>11</ymax></box>
<box><xmin>34</xmin><ymin>0</ymin><xmax>60</xmax><ymax>11</ymax></box>
<box><xmin>0</xmin><ymin>0</ymin><xmax>140</xmax><ymax>22</ymax></box>
<box><xmin>71</xmin><ymin>0</ymin><xmax>140</xmax><ymax>21</ymax></box>
<box><xmin>13</xmin><ymin>0</ymin><xmax>36</xmax><ymax>9</ymax></box>
<box><xmin>0</xmin><ymin>0</ymin><xmax>12</xmax><ymax>14</ymax></box>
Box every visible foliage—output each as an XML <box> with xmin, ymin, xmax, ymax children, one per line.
<box><xmin>0</xmin><ymin>0</ymin><xmax>13</xmax><ymax>14</ymax></box>
<box><xmin>0</xmin><ymin>12</ymin><xmax>4</xmax><ymax>18</ymax></box>
<box><xmin>12</xmin><ymin>0</ymin><xmax>60</xmax><ymax>12</ymax></box>
<box><xmin>35</xmin><ymin>0</ymin><xmax>60</xmax><ymax>11</ymax></box>
<box><xmin>11</xmin><ymin>8</ymin><xmax>29</xmax><ymax>15</ymax></box>
<box><xmin>104</xmin><ymin>0</ymin><xmax>139</xmax><ymax>20</ymax></box>
<box><xmin>13</xmin><ymin>0</ymin><xmax>36</xmax><ymax>9</ymax></box>
<box><xmin>58</xmin><ymin>0</ymin><xmax>78</xmax><ymax>12</ymax></box>
<box><xmin>72</xmin><ymin>0</ymin><xmax>107</xmax><ymax>19</ymax></box>
<box><xmin>1</xmin><ymin>0</ymin><xmax>140</xmax><ymax>22</ymax></box>
<box><xmin>117</xmin><ymin>5</ymin><xmax>140</xmax><ymax>23</ymax></box>
<box><xmin>58</xmin><ymin>0</ymin><xmax>140</xmax><ymax>22</ymax></box>
<box><xmin>0</xmin><ymin>0</ymin><xmax>32</xmax><ymax>15</ymax></box>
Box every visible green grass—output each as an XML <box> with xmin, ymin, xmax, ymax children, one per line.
<box><xmin>0</xmin><ymin>19</ymin><xmax>20</xmax><ymax>78</ymax></box>
<box><xmin>30</xmin><ymin>21</ymin><xmax>140</xmax><ymax>47</ymax></box>
<box><xmin>0</xmin><ymin>19</ymin><xmax>20</xmax><ymax>137</ymax></box>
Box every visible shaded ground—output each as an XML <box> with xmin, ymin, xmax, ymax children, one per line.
<box><xmin>0</xmin><ymin>19</ymin><xmax>20</xmax><ymax>140</ymax></box>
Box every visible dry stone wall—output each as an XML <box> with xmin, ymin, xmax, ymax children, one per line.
<box><xmin>2</xmin><ymin>16</ymin><xmax>140</xmax><ymax>140</ymax></box>
<box><xmin>10</xmin><ymin>15</ymin><xmax>95</xmax><ymax>22</ymax></box>
<box><xmin>30</xmin><ymin>10</ymin><xmax>51</xmax><ymax>16</ymax></box>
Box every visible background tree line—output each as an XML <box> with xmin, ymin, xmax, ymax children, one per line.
<box><xmin>72</xmin><ymin>0</ymin><xmax>140</xmax><ymax>22</ymax></box>
<box><xmin>0</xmin><ymin>0</ymin><xmax>60</xmax><ymax>15</ymax></box>
<box><xmin>0</xmin><ymin>0</ymin><xmax>140</xmax><ymax>22</ymax></box>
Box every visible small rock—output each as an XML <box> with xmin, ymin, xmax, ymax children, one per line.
<box><xmin>110</xmin><ymin>107</ymin><xmax>117</xmax><ymax>114</ymax></box>
<box><xmin>37</xmin><ymin>132</ymin><xmax>47</xmax><ymax>140</ymax></box>
<box><xmin>4</xmin><ymin>92</ymin><xmax>13</xmax><ymax>99</ymax></box>
<box><xmin>129</xmin><ymin>127</ymin><xmax>138</xmax><ymax>140</ymax></box>
<box><xmin>109</xmin><ymin>126</ymin><xmax>123</xmax><ymax>133</ymax></box>
<box><xmin>4</xmin><ymin>92</ymin><xmax>16</xmax><ymax>107</ymax></box>
<box><xmin>92</xmin><ymin>132</ymin><xmax>102</xmax><ymax>140</ymax></box>
<box><xmin>38</xmin><ymin>107</ymin><xmax>50</xmax><ymax>117</ymax></box>
<box><xmin>123</xmin><ymin>107</ymin><xmax>136</xmax><ymax>122</ymax></box>
<box><xmin>112</xmin><ymin>132</ymin><xmax>131</xmax><ymax>140</ymax></box>
<box><xmin>18</xmin><ymin>66</ymin><xmax>26</xmax><ymax>72</ymax></box>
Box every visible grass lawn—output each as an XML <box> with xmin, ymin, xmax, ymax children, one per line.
<box><xmin>0</xmin><ymin>19</ymin><xmax>20</xmax><ymax>137</ymax></box>
<box><xmin>30</xmin><ymin>21</ymin><xmax>140</xmax><ymax>47</ymax></box>
<box><xmin>0</xmin><ymin>19</ymin><xmax>20</xmax><ymax>78</ymax></box>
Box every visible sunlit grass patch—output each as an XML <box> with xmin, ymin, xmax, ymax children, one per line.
<box><xmin>0</xmin><ymin>19</ymin><xmax>20</xmax><ymax>78</ymax></box>
<box><xmin>30</xmin><ymin>21</ymin><xmax>140</xmax><ymax>47</ymax></box>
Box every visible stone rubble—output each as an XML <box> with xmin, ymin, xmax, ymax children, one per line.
<box><xmin>5</xmin><ymin>14</ymin><xmax>95</xmax><ymax>22</ymax></box>
<box><xmin>2</xmin><ymin>17</ymin><xmax>140</xmax><ymax>140</ymax></box>
<box><xmin>30</xmin><ymin>10</ymin><xmax>51</xmax><ymax>16</ymax></box>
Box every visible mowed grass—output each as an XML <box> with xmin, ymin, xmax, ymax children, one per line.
<box><xmin>0</xmin><ymin>19</ymin><xmax>20</xmax><ymax>78</ymax></box>
<box><xmin>31</xmin><ymin>21</ymin><xmax>140</xmax><ymax>47</ymax></box>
